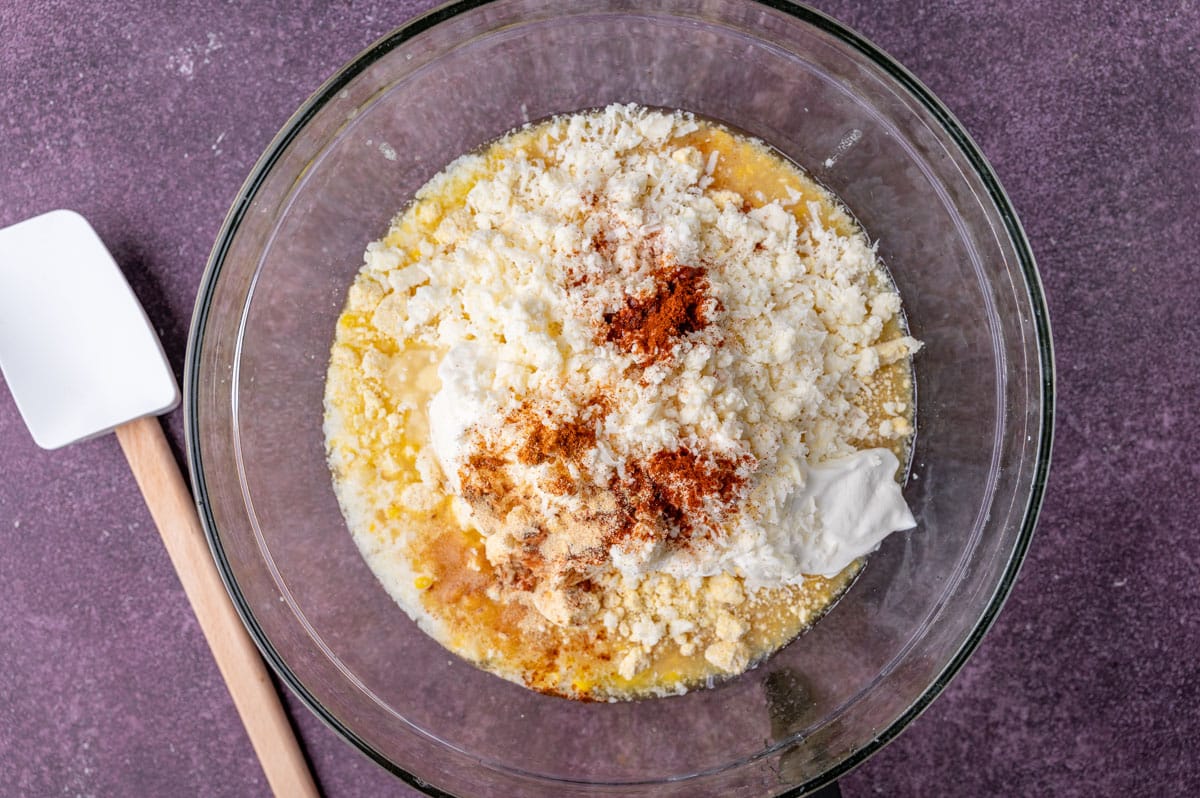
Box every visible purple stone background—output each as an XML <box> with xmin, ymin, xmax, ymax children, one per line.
<box><xmin>1</xmin><ymin>0</ymin><xmax>1197</xmax><ymax>795</ymax></box>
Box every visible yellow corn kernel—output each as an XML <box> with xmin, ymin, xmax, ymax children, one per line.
<box><xmin>414</xmin><ymin>575</ymin><xmax>434</xmax><ymax>590</ymax></box>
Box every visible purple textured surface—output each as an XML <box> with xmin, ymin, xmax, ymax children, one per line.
<box><xmin>1</xmin><ymin>1</ymin><xmax>1197</xmax><ymax>796</ymax></box>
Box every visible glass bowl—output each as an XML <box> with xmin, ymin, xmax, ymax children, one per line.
<box><xmin>184</xmin><ymin>1</ymin><xmax>1054</xmax><ymax>795</ymax></box>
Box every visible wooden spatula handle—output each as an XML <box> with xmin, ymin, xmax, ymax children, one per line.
<box><xmin>115</xmin><ymin>416</ymin><xmax>319</xmax><ymax>798</ymax></box>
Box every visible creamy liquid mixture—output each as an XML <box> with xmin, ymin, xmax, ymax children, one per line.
<box><xmin>324</xmin><ymin>106</ymin><xmax>919</xmax><ymax>700</ymax></box>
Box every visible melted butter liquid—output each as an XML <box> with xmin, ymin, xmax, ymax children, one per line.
<box><xmin>325</xmin><ymin>114</ymin><xmax>917</xmax><ymax>700</ymax></box>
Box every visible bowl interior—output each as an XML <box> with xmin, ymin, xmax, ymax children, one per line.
<box><xmin>188</xmin><ymin>2</ymin><xmax>1050</xmax><ymax>795</ymax></box>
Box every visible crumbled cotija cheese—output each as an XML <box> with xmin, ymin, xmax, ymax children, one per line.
<box><xmin>325</xmin><ymin>104</ymin><xmax>921</xmax><ymax>699</ymax></box>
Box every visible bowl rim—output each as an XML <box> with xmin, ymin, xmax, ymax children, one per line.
<box><xmin>184</xmin><ymin>1</ymin><xmax>1055</xmax><ymax>794</ymax></box>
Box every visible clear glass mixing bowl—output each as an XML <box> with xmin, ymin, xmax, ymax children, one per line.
<box><xmin>185</xmin><ymin>1</ymin><xmax>1054</xmax><ymax>795</ymax></box>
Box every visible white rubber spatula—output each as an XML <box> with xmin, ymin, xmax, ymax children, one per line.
<box><xmin>0</xmin><ymin>210</ymin><xmax>319</xmax><ymax>798</ymax></box>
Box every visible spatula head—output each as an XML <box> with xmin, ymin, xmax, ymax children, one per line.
<box><xmin>0</xmin><ymin>209</ymin><xmax>179</xmax><ymax>449</ymax></box>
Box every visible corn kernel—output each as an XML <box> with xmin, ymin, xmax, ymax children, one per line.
<box><xmin>414</xmin><ymin>575</ymin><xmax>434</xmax><ymax>590</ymax></box>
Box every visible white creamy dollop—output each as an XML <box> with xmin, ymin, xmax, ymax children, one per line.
<box><xmin>776</xmin><ymin>448</ymin><xmax>915</xmax><ymax>577</ymax></box>
<box><xmin>427</xmin><ymin>343</ymin><xmax>495</xmax><ymax>492</ymax></box>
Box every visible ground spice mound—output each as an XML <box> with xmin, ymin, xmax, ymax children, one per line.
<box><xmin>512</xmin><ymin>400</ymin><xmax>606</xmax><ymax>467</ymax></box>
<box><xmin>610</xmin><ymin>447</ymin><xmax>752</xmax><ymax>546</ymax></box>
<box><xmin>458</xmin><ymin>452</ymin><xmax>515</xmax><ymax>514</ymax></box>
<box><xmin>602</xmin><ymin>264</ymin><xmax>717</xmax><ymax>363</ymax></box>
